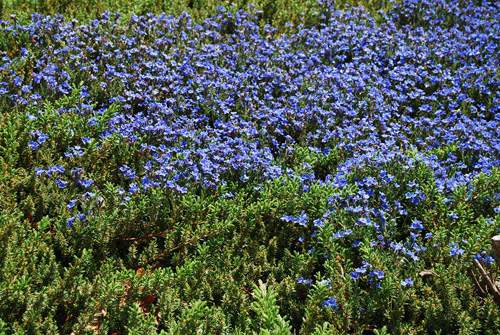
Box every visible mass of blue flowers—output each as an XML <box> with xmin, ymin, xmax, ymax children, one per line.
<box><xmin>3</xmin><ymin>0</ymin><xmax>498</xmax><ymax>220</ymax></box>
<box><xmin>0</xmin><ymin>0</ymin><xmax>498</xmax><ymax>333</ymax></box>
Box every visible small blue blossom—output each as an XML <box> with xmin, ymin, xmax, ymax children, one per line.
<box><xmin>322</xmin><ymin>297</ymin><xmax>338</xmax><ymax>310</ymax></box>
<box><xmin>297</xmin><ymin>277</ymin><xmax>312</xmax><ymax>286</ymax></box>
<box><xmin>28</xmin><ymin>140</ymin><xmax>40</xmax><ymax>150</ymax></box>
<box><xmin>410</xmin><ymin>219</ymin><xmax>424</xmax><ymax>231</ymax></box>
<box><xmin>281</xmin><ymin>212</ymin><xmax>308</xmax><ymax>227</ymax></box>
<box><xmin>449</xmin><ymin>243</ymin><xmax>464</xmax><ymax>257</ymax></box>
<box><xmin>369</xmin><ymin>270</ymin><xmax>385</xmax><ymax>280</ymax></box>
<box><xmin>129</xmin><ymin>183</ymin><xmax>139</xmax><ymax>194</ymax></box>
<box><xmin>119</xmin><ymin>165</ymin><xmax>136</xmax><ymax>180</ymax></box>
<box><xmin>55</xmin><ymin>179</ymin><xmax>68</xmax><ymax>189</ymax></box>
<box><xmin>34</xmin><ymin>167</ymin><xmax>46</xmax><ymax>176</ymax></box>
<box><xmin>333</xmin><ymin>229</ymin><xmax>352</xmax><ymax>239</ymax></box>
<box><xmin>474</xmin><ymin>252</ymin><xmax>495</xmax><ymax>267</ymax></box>
<box><xmin>401</xmin><ymin>278</ymin><xmax>414</xmax><ymax>287</ymax></box>
<box><xmin>49</xmin><ymin>165</ymin><xmax>65</xmax><ymax>175</ymax></box>
<box><xmin>67</xmin><ymin>199</ymin><xmax>77</xmax><ymax>209</ymax></box>
<box><xmin>79</xmin><ymin>179</ymin><xmax>94</xmax><ymax>189</ymax></box>
<box><xmin>66</xmin><ymin>217</ymin><xmax>75</xmax><ymax>228</ymax></box>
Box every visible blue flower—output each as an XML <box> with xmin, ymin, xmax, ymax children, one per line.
<box><xmin>36</xmin><ymin>131</ymin><xmax>49</xmax><ymax>144</ymax></box>
<box><xmin>4</xmin><ymin>2</ymin><xmax>499</xmax><ymax>284</ymax></box>
<box><xmin>410</xmin><ymin>219</ymin><xmax>424</xmax><ymax>231</ymax></box>
<box><xmin>401</xmin><ymin>278</ymin><xmax>414</xmax><ymax>287</ymax></box>
<box><xmin>281</xmin><ymin>212</ymin><xmax>308</xmax><ymax>227</ymax></box>
<box><xmin>67</xmin><ymin>199</ymin><xmax>77</xmax><ymax>209</ymax></box>
<box><xmin>369</xmin><ymin>270</ymin><xmax>385</xmax><ymax>280</ymax></box>
<box><xmin>297</xmin><ymin>277</ymin><xmax>312</xmax><ymax>286</ymax></box>
<box><xmin>322</xmin><ymin>297</ymin><xmax>338</xmax><ymax>309</ymax></box>
<box><xmin>129</xmin><ymin>183</ymin><xmax>139</xmax><ymax>194</ymax></box>
<box><xmin>119</xmin><ymin>165</ymin><xmax>136</xmax><ymax>180</ymax></box>
<box><xmin>449</xmin><ymin>243</ymin><xmax>464</xmax><ymax>257</ymax></box>
<box><xmin>34</xmin><ymin>167</ymin><xmax>46</xmax><ymax>176</ymax></box>
<box><xmin>474</xmin><ymin>252</ymin><xmax>495</xmax><ymax>267</ymax></box>
<box><xmin>79</xmin><ymin>179</ymin><xmax>94</xmax><ymax>189</ymax></box>
<box><xmin>49</xmin><ymin>165</ymin><xmax>65</xmax><ymax>175</ymax></box>
<box><xmin>313</xmin><ymin>218</ymin><xmax>324</xmax><ymax>227</ymax></box>
<box><xmin>351</xmin><ymin>262</ymin><xmax>371</xmax><ymax>281</ymax></box>
<box><xmin>55</xmin><ymin>179</ymin><xmax>68</xmax><ymax>189</ymax></box>
<box><xmin>28</xmin><ymin>140</ymin><xmax>40</xmax><ymax>151</ymax></box>
<box><xmin>333</xmin><ymin>229</ymin><xmax>352</xmax><ymax>239</ymax></box>
<box><xmin>66</xmin><ymin>217</ymin><xmax>75</xmax><ymax>228</ymax></box>
<box><xmin>350</xmin><ymin>271</ymin><xmax>362</xmax><ymax>281</ymax></box>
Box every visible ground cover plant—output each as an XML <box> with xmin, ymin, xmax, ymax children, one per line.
<box><xmin>0</xmin><ymin>0</ymin><xmax>499</xmax><ymax>333</ymax></box>
<box><xmin>1</xmin><ymin>0</ymin><xmax>393</xmax><ymax>27</ymax></box>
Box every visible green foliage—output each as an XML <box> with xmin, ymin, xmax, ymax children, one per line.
<box><xmin>0</xmin><ymin>150</ymin><xmax>498</xmax><ymax>333</ymax></box>
<box><xmin>1</xmin><ymin>0</ymin><xmax>396</xmax><ymax>28</ymax></box>
<box><xmin>251</xmin><ymin>280</ymin><xmax>292</xmax><ymax>335</ymax></box>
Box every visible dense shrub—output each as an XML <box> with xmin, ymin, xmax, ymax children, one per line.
<box><xmin>0</xmin><ymin>0</ymin><xmax>499</xmax><ymax>333</ymax></box>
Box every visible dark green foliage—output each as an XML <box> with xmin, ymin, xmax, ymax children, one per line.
<box><xmin>1</xmin><ymin>0</ymin><xmax>395</xmax><ymax>27</ymax></box>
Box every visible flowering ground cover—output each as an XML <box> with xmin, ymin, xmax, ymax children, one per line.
<box><xmin>0</xmin><ymin>0</ymin><xmax>389</xmax><ymax>27</ymax></box>
<box><xmin>0</xmin><ymin>0</ymin><xmax>499</xmax><ymax>333</ymax></box>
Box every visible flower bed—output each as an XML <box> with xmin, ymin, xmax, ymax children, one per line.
<box><xmin>0</xmin><ymin>0</ymin><xmax>498</xmax><ymax>333</ymax></box>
